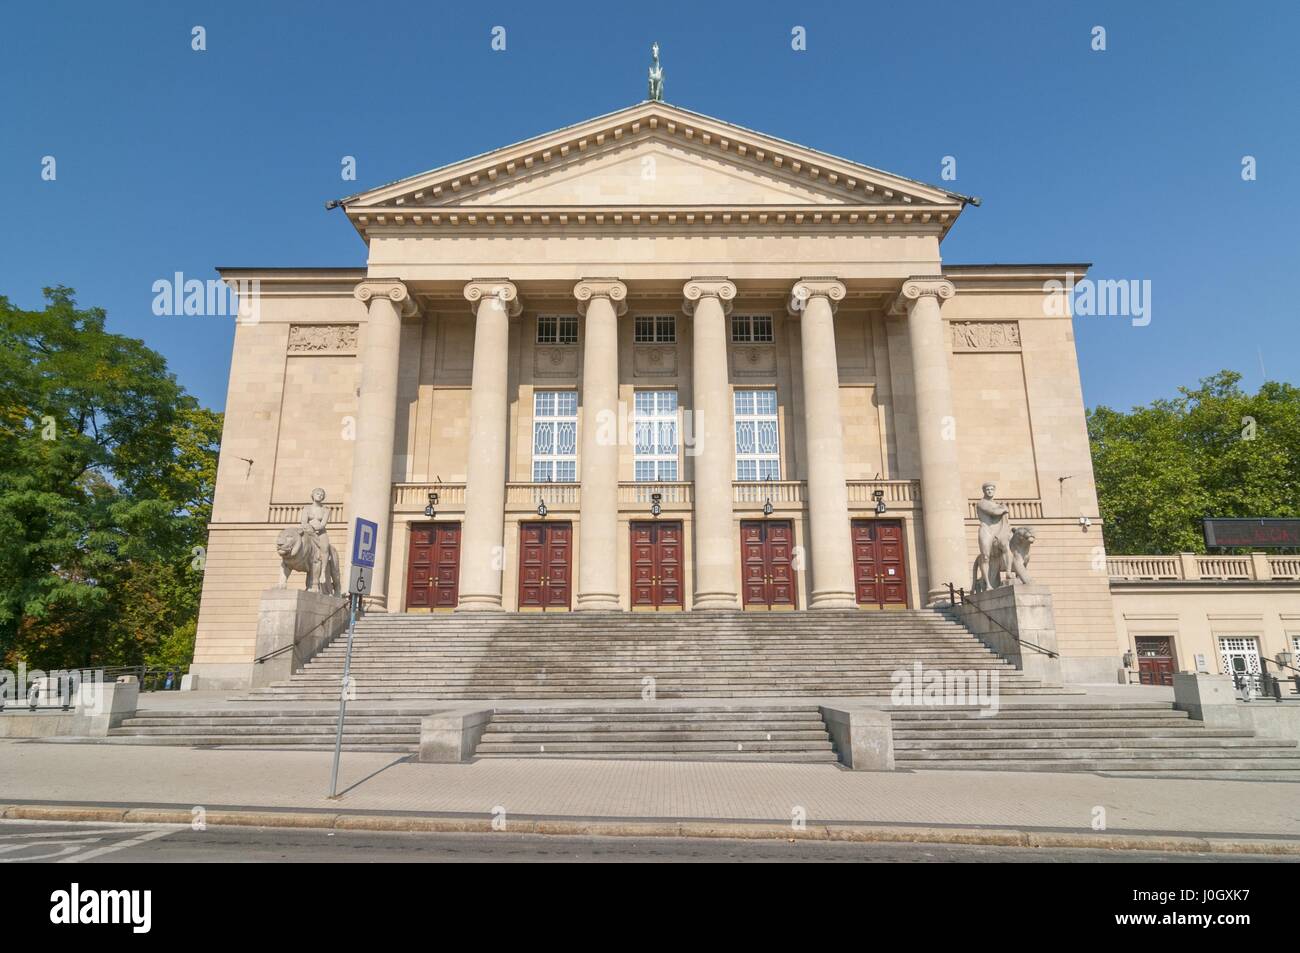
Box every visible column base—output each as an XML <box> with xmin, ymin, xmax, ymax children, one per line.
<box><xmin>455</xmin><ymin>596</ymin><xmax>505</xmax><ymax>613</ymax></box>
<box><xmin>575</xmin><ymin>594</ymin><xmax>621</xmax><ymax>611</ymax></box>
<box><xmin>810</xmin><ymin>592</ymin><xmax>857</xmax><ymax>610</ymax></box>
<box><xmin>925</xmin><ymin>588</ymin><xmax>957</xmax><ymax>607</ymax></box>
<box><xmin>692</xmin><ymin>594</ymin><xmax>741</xmax><ymax>611</ymax></box>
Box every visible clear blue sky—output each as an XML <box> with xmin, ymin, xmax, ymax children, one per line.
<box><xmin>2</xmin><ymin>0</ymin><xmax>1296</xmax><ymax>413</ymax></box>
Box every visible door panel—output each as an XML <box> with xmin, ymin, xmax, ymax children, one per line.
<box><xmin>740</xmin><ymin>520</ymin><xmax>797</xmax><ymax>610</ymax></box>
<box><xmin>405</xmin><ymin>522</ymin><xmax>461</xmax><ymax>611</ymax></box>
<box><xmin>852</xmin><ymin>520</ymin><xmax>909</xmax><ymax>609</ymax></box>
<box><xmin>630</xmin><ymin>521</ymin><xmax>684</xmax><ymax>610</ymax></box>
<box><xmin>518</xmin><ymin>522</ymin><xmax>571</xmax><ymax>611</ymax></box>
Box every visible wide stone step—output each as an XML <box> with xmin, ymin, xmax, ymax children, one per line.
<box><xmin>473</xmin><ymin>750</ymin><xmax>840</xmax><ymax>762</ymax></box>
<box><xmin>898</xmin><ymin>746</ymin><xmax>1300</xmax><ymax>761</ymax></box>
<box><xmin>481</xmin><ymin>729</ymin><xmax>831</xmax><ymax>743</ymax></box>
<box><xmin>906</xmin><ymin>757</ymin><xmax>1300</xmax><ymax>772</ymax></box>
<box><xmin>895</xmin><ymin>727</ymin><xmax>1260</xmax><ymax>741</ymax></box>
<box><xmin>110</xmin><ymin>723</ymin><xmax>415</xmax><ymax>736</ymax></box>
<box><xmin>100</xmin><ymin>733</ymin><xmax>418</xmax><ymax>747</ymax></box>
<box><xmin>893</xmin><ymin>736</ymin><xmax>1294</xmax><ymax>751</ymax></box>
<box><xmin>475</xmin><ymin>739</ymin><xmax>834</xmax><ymax>754</ymax></box>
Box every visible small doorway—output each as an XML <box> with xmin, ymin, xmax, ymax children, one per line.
<box><xmin>405</xmin><ymin>522</ymin><xmax>461</xmax><ymax>611</ymax></box>
<box><xmin>517</xmin><ymin>521</ymin><xmax>572</xmax><ymax>611</ymax></box>
<box><xmin>1134</xmin><ymin>635</ymin><xmax>1176</xmax><ymax>687</ymax></box>
<box><xmin>1218</xmin><ymin>636</ymin><xmax>1263</xmax><ymax>692</ymax></box>
<box><xmin>630</xmin><ymin>520</ymin><xmax>684</xmax><ymax>610</ymax></box>
<box><xmin>851</xmin><ymin>519</ymin><xmax>909</xmax><ymax>609</ymax></box>
<box><xmin>740</xmin><ymin>520</ymin><xmax>797</xmax><ymax>610</ymax></box>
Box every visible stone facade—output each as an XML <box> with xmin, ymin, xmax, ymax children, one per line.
<box><xmin>190</xmin><ymin>101</ymin><xmax>1123</xmax><ymax>689</ymax></box>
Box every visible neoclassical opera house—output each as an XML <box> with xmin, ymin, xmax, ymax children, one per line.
<box><xmin>191</xmin><ymin>99</ymin><xmax>1122</xmax><ymax>690</ymax></box>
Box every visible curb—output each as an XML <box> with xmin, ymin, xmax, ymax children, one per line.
<box><xmin>3</xmin><ymin>803</ymin><xmax>1299</xmax><ymax>855</ymax></box>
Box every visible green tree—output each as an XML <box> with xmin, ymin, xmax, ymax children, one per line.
<box><xmin>0</xmin><ymin>287</ymin><xmax>221</xmax><ymax>671</ymax></box>
<box><xmin>1089</xmin><ymin>371</ymin><xmax>1300</xmax><ymax>554</ymax></box>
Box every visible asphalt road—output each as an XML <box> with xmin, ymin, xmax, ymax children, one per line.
<box><xmin>0</xmin><ymin>821</ymin><xmax>1292</xmax><ymax>863</ymax></box>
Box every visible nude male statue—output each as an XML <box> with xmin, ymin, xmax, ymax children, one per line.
<box><xmin>973</xmin><ymin>481</ymin><xmax>1012</xmax><ymax>592</ymax></box>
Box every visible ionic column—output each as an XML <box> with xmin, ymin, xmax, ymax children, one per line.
<box><xmin>457</xmin><ymin>279</ymin><xmax>521</xmax><ymax>611</ymax></box>
<box><xmin>683</xmin><ymin>278</ymin><xmax>740</xmax><ymax>610</ymax></box>
<box><xmin>574</xmin><ymin>278</ymin><xmax>627</xmax><ymax>611</ymax></box>
<box><xmin>349</xmin><ymin>279</ymin><xmax>419</xmax><ymax>608</ymax></box>
<box><xmin>892</xmin><ymin>277</ymin><xmax>965</xmax><ymax>603</ymax></box>
<box><xmin>790</xmin><ymin>278</ymin><xmax>856</xmax><ymax>609</ymax></box>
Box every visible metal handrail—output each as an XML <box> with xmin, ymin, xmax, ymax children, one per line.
<box><xmin>254</xmin><ymin>599</ymin><xmax>352</xmax><ymax>665</ymax></box>
<box><xmin>944</xmin><ymin>582</ymin><xmax>1059</xmax><ymax>659</ymax></box>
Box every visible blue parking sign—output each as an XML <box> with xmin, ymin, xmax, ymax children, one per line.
<box><xmin>352</xmin><ymin>518</ymin><xmax>378</xmax><ymax>568</ymax></box>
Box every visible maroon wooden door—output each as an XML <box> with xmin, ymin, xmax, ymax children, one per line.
<box><xmin>405</xmin><ymin>522</ymin><xmax>461</xmax><ymax>611</ymax></box>
<box><xmin>852</xmin><ymin>519</ymin><xmax>909</xmax><ymax>609</ymax></box>
<box><xmin>740</xmin><ymin>520</ymin><xmax>797</xmax><ymax>610</ymax></box>
<box><xmin>630</xmin><ymin>521</ymin><xmax>684</xmax><ymax>610</ymax></box>
<box><xmin>1136</xmin><ymin>636</ymin><xmax>1176</xmax><ymax>686</ymax></box>
<box><xmin>518</xmin><ymin>521</ymin><xmax>572</xmax><ymax>611</ymax></box>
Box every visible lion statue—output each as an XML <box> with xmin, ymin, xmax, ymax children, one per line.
<box><xmin>276</xmin><ymin>527</ymin><xmax>340</xmax><ymax>596</ymax></box>
<box><xmin>971</xmin><ymin>526</ymin><xmax>1036</xmax><ymax>592</ymax></box>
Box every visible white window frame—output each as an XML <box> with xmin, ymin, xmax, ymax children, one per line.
<box><xmin>632</xmin><ymin>390</ymin><xmax>679</xmax><ymax>482</ymax></box>
<box><xmin>634</xmin><ymin>314</ymin><xmax>676</xmax><ymax>343</ymax></box>
<box><xmin>731</xmin><ymin>314</ymin><xmax>774</xmax><ymax>343</ymax></box>
<box><xmin>531</xmin><ymin>390</ymin><xmax>578</xmax><ymax>483</ymax></box>
<box><xmin>733</xmin><ymin>388</ymin><xmax>780</xmax><ymax>481</ymax></box>
<box><xmin>536</xmin><ymin>314</ymin><xmax>578</xmax><ymax>345</ymax></box>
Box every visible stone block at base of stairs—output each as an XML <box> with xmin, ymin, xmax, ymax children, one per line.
<box><xmin>418</xmin><ymin>708</ymin><xmax>493</xmax><ymax>762</ymax></box>
<box><xmin>820</xmin><ymin>707</ymin><xmax>894</xmax><ymax>770</ymax></box>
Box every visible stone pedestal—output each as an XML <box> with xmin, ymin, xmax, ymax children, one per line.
<box><xmin>252</xmin><ymin>588</ymin><xmax>349</xmax><ymax>688</ymax></box>
<box><xmin>819</xmin><ymin>707</ymin><xmax>894</xmax><ymax>770</ymax></box>
<box><xmin>955</xmin><ymin>583</ymin><xmax>1062</xmax><ymax>686</ymax></box>
<box><xmin>1173</xmin><ymin>673</ymin><xmax>1240</xmax><ymax>728</ymax></box>
<box><xmin>0</xmin><ymin>676</ymin><xmax>138</xmax><ymax>738</ymax></box>
<box><xmin>418</xmin><ymin>708</ymin><xmax>493</xmax><ymax>762</ymax></box>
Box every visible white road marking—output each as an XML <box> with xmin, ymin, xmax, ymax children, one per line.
<box><xmin>58</xmin><ymin>828</ymin><xmax>175</xmax><ymax>863</ymax></box>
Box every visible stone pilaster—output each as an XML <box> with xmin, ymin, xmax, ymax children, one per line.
<box><xmin>790</xmin><ymin>278</ymin><xmax>856</xmax><ymax>608</ymax></box>
<box><xmin>892</xmin><ymin>277</ymin><xmax>965</xmax><ymax>603</ymax></box>
<box><xmin>683</xmin><ymin>277</ymin><xmax>740</xmax><ymax>610</ymax></box>
<box><xmin>574</xmin><ymin>278</ymin><xmax>627</xmax><ymax>611</ymax></box>
<box><xmin>349</xmin><ymin>279</ymin><xmax>419</xmax><ymax>608</ymax></box>
<box><xmin>457</xmin><ymin>279</ymin><xmax>521</xmax><ymax>611</ymax></box>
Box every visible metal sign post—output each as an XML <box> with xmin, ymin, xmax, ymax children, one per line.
<box><xmin>329</xmin><ymin>518</ymin><xmax>378</xmax><ymax>799</ymax></box>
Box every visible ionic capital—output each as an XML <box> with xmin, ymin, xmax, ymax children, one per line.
<box><xmin>573</xmin><ymin>278</ymin><xmax>628</xmax><ymax>316</ymax></box>
<box><xmin>788</xmin><ymin>277</ymin><xmax>846</xmax><ymax>316</ymax></box>
<box><xmin>891</xmin><ymin>277</ymin><xmax>956</xmax><ymax>315</ymax></box>
<box><xmin>463</xmin><ymin>279</ymin><xmax>522</xmax><ymax>317</ymax></box>
<box><xmin>354</xmin><ymin>278</ymin><xmax>419</xmax><ymax>317</ymax></box>
<box><xmin>682</xmin><ymin>277</ymin><xmax>737</xmax><ymax>316</ymax></box>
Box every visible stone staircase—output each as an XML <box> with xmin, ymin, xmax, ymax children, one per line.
<box><xmin>242</xmin><ymin>609</ymin><xmax>1055</xmax><ymax>701</ymax></box>
<box><xmin>892</xmin><ymin>701</ymin><xmax>1300</xmax><ymax>773</ymax></box>
<box><xmin>474</xmin><ymin>705</ymin><xmax>838</xmax><ymax>762</ymax></box>
<box><xmin>105</xmin><ymin>708</ymin><xmax>423</xmax><ymax>751</ymax></box>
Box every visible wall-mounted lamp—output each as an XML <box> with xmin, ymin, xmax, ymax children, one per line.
<box><xmin>1278</xmin><ymin>650</ymin><xmax>1293</xmax><ymax>668</ymax></box>
<box><xmin>762</xmin><ymin>497</ymin><xmax>774</xmax><ymax>517</ymax></box>
<box><xmin>424</xmin><ymin>492</ymin><xmax>439</xmax><ymax>518</ymax></box>
<box><xmin>650</xmin><ymin>492</ymin><xmax>662</xmax><ymax>519</ymax></box>
<box><xmin>537</xmin><ymin>500</ymin><xmax>548</xmax><ymax>519</ymax></box>
<box><xmin>872</xmin><ymin>488</ymin><xmax>887</xmax><ymax>516</ymax></box>
<box><xmin>1079</xmin><ymin>515</ymin><xmax>1092</xmax><ymax>529</ymax></box>
<box><xmin>1122</xmin><ymin>649</ymin><xmax>1135</xmax><ymax>668</ymax></box>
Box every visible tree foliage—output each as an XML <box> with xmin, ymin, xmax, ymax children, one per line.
<box><xmin>1089</xmin><ymin>371</ymin><xmax>1300</xmax><ymax>554</ymax></box>
<box><xmin>0</xmin><ymin>287</ymin><xmax>221</xmax><ymax>671</ymax></box>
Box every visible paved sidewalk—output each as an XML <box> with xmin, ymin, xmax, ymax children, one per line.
<box><xmin>3</xmin><ymin>739</ymin><xmax>1299</xmax><ymax>841</ymax></box>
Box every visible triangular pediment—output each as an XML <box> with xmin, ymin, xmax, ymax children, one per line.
<box><xmin>336</xmin><ymin>102</ymin><xmax>970</xmax><ymax>234</ymax></box>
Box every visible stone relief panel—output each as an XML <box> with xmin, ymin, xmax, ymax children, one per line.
<box><xmin>633</xmin><ymin>345</ymin><xmax>677</xmax><ymax>377</ymax></box>
<box><xmin>950</xmin><ymin>321</ymin><xmax>1021</xmax><ymax>352</ymax></box>
<box><xmin>534</xmin><ymin>345</ymin><xmax>579</xmax><ymax>378</ymax></box>
<box><xmin>286</xmin><ymin>324</ymin><xmax>358</xmax><ymax>355</ymax></box>
<box><xmin>731</xmin><ymin>345</ymin><xmax>777</xmax><ymax>377</ymax></box>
